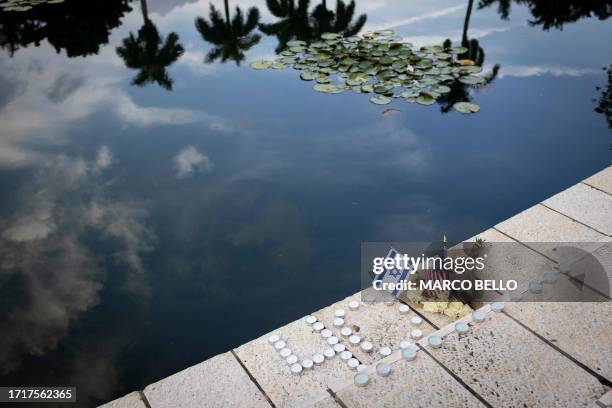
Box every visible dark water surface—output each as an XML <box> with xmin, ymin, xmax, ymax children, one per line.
<box><xmin>0</xmin><ymin>0</ymin><xmax>610</xmax><ymax>405</ymax></box>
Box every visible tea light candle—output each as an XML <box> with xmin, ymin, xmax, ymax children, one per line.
<box><xmin>363</xmin><ymin>292</ymin><xmax>376</xmax><ymax>303</ymax></box>
<box><xmin>357</xmin><ymin>364</ymin><xmax>368</xmax><ymax>372</ymax></box>
<box><xmin>323</xmin><ymin>348</ymin><xmax>335</xmax><ymax>359</ymax></box>
<box><xmin>360</xmin><ymin>341</ymin><xmax>373</xmax><ymax>353</ymax></box>
<box><xmin>335</xmin><ymin>309</ymin><xmax>346</xmax><ymax>318</ymax></box>
<box><xmin>268</xmin><ymin>334</ymin><xmax>280</xmax><ymax>344</ymax></box>
<box><xmin>399</xmin><ymin>304</ymin><xmax>410</xmax><ymax>314</ymax></box>
<box><xmin>327</xmin><ymin>336</ymin><xmax>339</xmax><ymax>345</ymax></box>
<box><xmin>333</xmin><ymin>318</ymin><xmax>344</xmax><ymax>327</ymax></box>
<box><xmin>376</xmin><ymin>362</ymin><xmax>391</xmax><ymax>377</ymax></box>
<box><xmin>302</xmin><ymin>359</ymin><xmax>314</xmax><ymax>369</ymax></box>
<box><xmin>472</xmin><ymin>310</ymin><xmax>486</xmax><ymax>323</ymax></box>
<box><xmin>274</xmin><ymin>340</ymin><xmax>286</xmax><ymax>350</ymax></box>
<box><xmin>347</xmin><ymin>358</ymin><xmax>360</xmax><ymax>369</ymax></box>
<box><xmin>379</xmin><ymin>346</ymin><xmax>392</xmax><ymax>357</ymax></box>
<box><xmin>340</xmin><ymin>350</ymin><xmax>353</xmax><ymax>361</ymax></box>
<box><xmin>402</xmin><ymin>348</ymin><xmax>417</xmax><ymax>361</ymax></box>
<box><xmin>348</xmin><ymin>301</ymin><xmax>360</xmax><ymax>310</ymax></box>
<box><xmin>280</xmin><ymin>348</ymin><xmax>292</xmax><ymax>358</ymax></box>
<box><xmin>529</xmin><ymin>281</ymin><xmax>543</xmax><ymax>294</ymax></box>
<box><xmin>286</xmin><ymin>355</ymin><xmax>298</xmax><ymax>365</ymax></box>
<box><xmin>312</xmin><ymin>322</ymin><xmax>324</xmax><ymax>331</ymax></box>
<box><xmin>354</xmin><ymin>372</ymin><xmax>369</xmax><ymax>386</ymax></box>
<box><xmin>290</xmin><ymin>363</ymin><xmax>303</xmax><ymax>375</ymax></box>
<box><xmin>313</xmin><ymin>353</ymin><xmax>325</xmax><ymax>365</ymax></box>
<box><xmin>410</xmin><ymin>316</ymin><xmax>423</xmax><ymax>326</ymax></box>
<box><xmin>410</xmin><ymin>329</ymin><xmax>422</xmax><ymax>340</ymax></box>
<box><xmin>455</xmin><ymin>322</ymin><xmax>469</xmax><ymax>335</ymax></box>
<box><xmin>349</xmin><ymin>335</ymin><xmax>361</xmax><ymax>345</ymax></box>
<box><xmin>321</xmin><ymin>329</ymin><xmax>332</xmax><ymax>338</ymax></box>
<box><xmin>491</xmin><ymin>302</ymin><xmax>504</xmax><ymax>312</ymax></box>
<box><xmin>333</xmin><ymin>343</ymin><xmax>346</xmax><ymax>353</ymax></box>
<box><xmin>384</xmin><ymin>298</ymin><xmax>395</xmax><ymax>306</ymax></box>
<box><xmin>341</xmin><ymin>327</ymin><xmax>352</xmax><ymax>337</ymax></box>
<box><xmin>305</xmin><ymin>316</ymin><xmax>317</xmax><ymax>325</ymax></box>
<box><xmin>428</xmin><ymin>335</ymin><xmax>442</xmax><ymax>348</ymax></box>
<box><xmin>399</xmin><ymin>340</ymin><xmax>411</xmax><ymax>349</ymax></box>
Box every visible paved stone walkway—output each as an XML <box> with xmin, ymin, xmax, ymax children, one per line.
<box><xmin>101</xmin><ymin>166</ymin><xmax>612</xmax><ymax>408</ymax></box>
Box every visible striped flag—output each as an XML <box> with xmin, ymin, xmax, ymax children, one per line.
<box><xmin>374</xmin><ymin>248</ymin><xmax>414</xmax><ymax>297</ymax></box>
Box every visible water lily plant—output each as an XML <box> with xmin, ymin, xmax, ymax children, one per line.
<box><xmin>250</xmin><ymin>28</ymin><xmax>487</xmax><ymax>113</ymax></box>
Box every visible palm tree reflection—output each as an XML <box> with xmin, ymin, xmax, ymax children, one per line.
<box><xmin>260</xmin><ymin>0</ymin><xmax>367</xmax><ymax>53</ymax></box>
<box><xmin>311</xmin><ymin>0</ymin><xmax>367</xmax><ymax>38</ymax></box>
<box><xmin>195</xmin><ymin>0</ymin><xmax>261</xmax><ymax>65</ymax></box>
<box><xmin>116</xmin><ymin>0</ymin><xmax>184</xmax><ymax>90</ymax></box>
<box><xmin>438</xmin><ymin>0</ymin><xmax>500</xmax><ymax>113</ymax></box>
<box><xmin>258</xmin><ymin>0</ymin><xmax>311</xmax><ymax>53</ymax></box>
<box><xmin>478</xmin><ymin>0</ymin><xmax>612</xmax><ymax>30</ymax></box>
<box><xmin>0</xmin><ymin>0</ymin><xmax>131</xmax><ymax>57</ymax></box>
<box><xmin>594</xmin><ymin>65</ymin><xmax>611</xmax><ymax>129</ymax></box>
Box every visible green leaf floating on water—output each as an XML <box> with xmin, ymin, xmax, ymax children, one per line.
<box><xmin>250</xmin><ymin>60</ymin><xmax>273</xmax><ymax>70</ymax></box>
<box><xmin>459</xmin><ymin>76</ymin><xmax>485</xmax><ymax>85</ymax></box>
<box><xmin>370</xmin><ymin>95</ymin><xmax>391</xmax><ymax>105</ymax></box>
<box><xmin>287</xmin><ymin>40</ymin><xmax>307</xmax><ymax>47</ymax></box>
<box><xmin>451</xmin><ymin>46</ymin><xmax>468</xmax><ymax>54</ymax></box>
<box><xmin>321</xmin><ymin>32</ymin><xmax>341</xmax><ymax>40</ymax></box>
<box><xmin>271</xmin><ymin>62</ymin><xmax>288</xmax><ymax>69</ymax></box>
<box><xmin>300</xmin><ymin>71</ymin><xmax>317</xmax><ymax>81</ymax></box>
<box><xmin>453</xmin><ymin>102</ymin><xmax>480</xmax><ymax>114</ymax></box>
<box><xmin>313</xmin><ymin>83</ymin><xmax>343</xmax><ymax>94</ymax></box>
<box><xmin>249</xmin><ymin>30</ymin><xmax>491</xmax><ymax>113</ymax></box>
<box><xmin>361</xmin><ymin>84</ymin><xmax>374</xmax><ymax>93</ymax></box>
<box><xmin>416</xmin><ymin>92</ymin><xmax>436</xmax><ymax>105</ymax></box>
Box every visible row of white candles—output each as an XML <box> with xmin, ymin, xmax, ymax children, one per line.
<box><xmin>268</xmin><ymin>296</ymin><xmax>505</xmax><ymax>385</ymax></box>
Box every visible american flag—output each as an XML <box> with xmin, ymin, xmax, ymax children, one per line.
<box><xmin>423</xmin><ymin>235</ymin><xmax>449</xmax><ymax>298</ymax></box>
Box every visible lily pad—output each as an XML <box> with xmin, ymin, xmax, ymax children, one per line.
<box><xmin>287</xmin><ymin>40</ymin><xmax>307</xmax><ymax>47</ymax></box>
<box><xmin>250</xmin><ymin>31</ymin><xmax>489</xmax><ymax>112</ymax></box>
<box><xmin>250</xmin><ymin>60</ymin><xmax>273</xmax><ymax>70</ymax></box>
<box><xmin>361</xmin><ymin>84</ymin><xmax>374</xmax><ymax>93</ymax></box>
<box><xmin>370</xmin><ymin>95</ymin><xmax>391</xmax><ymax>105</ymax></box>
<box><xmin>416</xmin><ymin>92</ymin><xmax>436</xmax><ymax>105</ymax></box>
<box><xmin>453</xmin><ymin>102</ymin><xmax>480</xmax><ymax>114</ymax></box>
<box><xmin>321</xmin><ymin>32</ymin><xmax>341</xmax><ymax>40</ymax></box>
<box><xmin>451</xmin><ymin>46</ymin><xmax>468</xmax><ymax>54</ymax></box>
<box><xmin>459</xmin><ymin>76</ymin><xmax>486</xmax><ymax>85</ymax></box>
<box><xmin>300</xmin><ymin>71</ymin><xmax>317</xmax><ymax>81</ymax></box>
<box><xmin>313</xmin><ymin>83</ymin><xmax>343</xmax><ymax>94</ymax></box>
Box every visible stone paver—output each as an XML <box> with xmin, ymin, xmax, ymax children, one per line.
<box><xmin>543</xmin><ymin>183</ymin><xmax>612</xmax><ymax>236</ymax></box>
<box><xmin>569</xmin><ymin>241</ymin><xmax>612</xmax><ymax>295</ymax></box>
<box><xmin>495</xmin><ymin>204</ymin><xmax>609</xmax><ymax>243</ymax></box>
<box><xmin>588</xmin><ymin>389</ymin><xmax>612</xmax><ymax>408</ymax></box>
<box><xmin>332</xmin><ymin>349</ymin><xmax>483</xmax><ymax>408</ymax></box>
<box><xmin>234</xmin><ymin>316</ymin><xmax>355</xmax><ymax>407</ymax></box>
<box><xmin>505</xmin><ymin>297</ymin><xmax>612</xmax><ymax>382</ymax></box>
<box><xmin>312</xmin><ymin>396</ymin><xmax>342</xmax><ymax>407</ymax></box>
<box><xmin>426</xmin><ymin>311</ymin><xmax>608</xmax><ymax>407</ymax></box>
<box><xmin>583</xmin><ymin>166</ymin><xmax>612</xmax><ymax>195</ymax></box>
<box><xmin>314</xmin><ymin>292</ymin><xmax>437</xmax><ymax>365</ymax></box>
<box><xmin>460</xmin><ymin>227</ymin><xmax>558</xmax><ymax>295</ymax></box>
<box><xmin>99</xmin><ymin>392</ymin><xmax>146</xmax><ymax>408</ymax></box>
<box><xmin>143</xmin><ymin>352</ymin><xmax>270</xmax><ymax>408</ymax></box>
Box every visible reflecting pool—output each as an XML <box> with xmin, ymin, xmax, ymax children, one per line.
<box><xmin>0</xmin><ymin>0</ymin><xmax>610</xmax><ymax>405</ymax></box>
